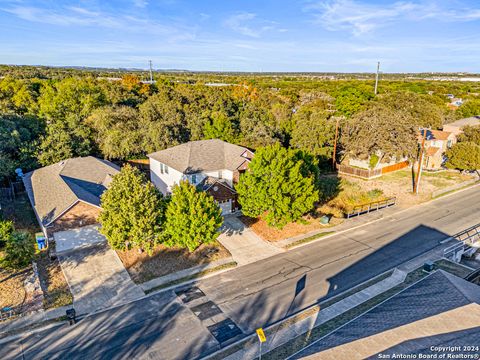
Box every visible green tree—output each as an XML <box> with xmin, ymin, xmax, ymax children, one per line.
<box><xmin>202</xmin><ymin>111</ymin><xmax>237</xmax><ymax>143</ymax></box>
<box><xmin>163</xmin><ymin>181</ymin><xmax>223</xmax><ymax>252</ymax></box>
<box><xmin>445</xmin><ymin>142</ymin><xmax>480</xmax><ymax>172</ymax></box>
<box><xmin>0</xmin><ymin>114</ymin><xmax>44</xmax><ymax>182</ymax></box>
<box><xmin>99</xmin><ymin>165</ymin><xmax>165</xmax><ymax>254</ymax></box>
<box><xmin>290</xmin><ymin>107</ymin><xmax>336</xmax><ymax>159</ymax></box>
<box><xmin>458</xmin><ymin>125</ymin><xmax>480</xmax><ymax>144</ymax></box>
<box><xmin>335</xmin><ymin>85</ymin><xmax>373</xmax><ymax>118</ymax></box>
<box><xmin>236</xmin><ymin>143</ymin><xmax>319</xmax><ymax>228</ymax></box>
<box><xmin>341</xmin><ymin>103</ymin><xmax>417</xmax><ymax>162</ymax></box>
<box><xmin>0</xmin><ymin>220</ymin><xmax>34</xmax><ymax>270</ymax></box>
<box><xmin>456</xmin><ymin>99</ymin><xmax>480</xmax><ymax>119</ymax></box>
<box><xmin>87</xmin><ymin>106</ymin><xmax>142</xmax><ymax>159</ymax></box>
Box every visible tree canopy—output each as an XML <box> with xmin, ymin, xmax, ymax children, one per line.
<box><xmin>236</xmin><ymin>143</ymin><xmax>319</xmax><ymax>228</ymax></box>
<box><xmin>99</xmin><ymin>165</ymin><xmax>166</xmax><ymax>254</ymax></box>
<box><xmin>445</xmin><ymin>142</ymin><xmax>480</xmax><ymax>172</ymax></box>
<box><xmin>163</xmin><ymin>181</ymin><xmax>223</xmax><ymax>252</ymax></box>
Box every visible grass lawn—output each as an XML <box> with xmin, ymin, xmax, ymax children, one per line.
<box><xmin>117</xmin><ymin>241</ymin><xmax>232</xmax><ymax>284</ymax></box>
<box><xmin>349</xmin><ymin>169</ymin><xmax>475</xmax><ymax>208</ymax></box>
<box><xmin>0</xmin><ymin>193</ymin><xmax>39</xmax><ymax>235</ymax></box>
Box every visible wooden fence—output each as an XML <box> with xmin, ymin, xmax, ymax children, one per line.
<box><xmin>337</xmin><ymin>161</ymin><xmax>409</xmax><ymax>180</ymax></box>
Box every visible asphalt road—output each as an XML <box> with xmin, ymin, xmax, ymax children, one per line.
<box><xmin>2</xmin><ymin>185</ymin><xmax>479</xmax><ymax>360</ymax></box>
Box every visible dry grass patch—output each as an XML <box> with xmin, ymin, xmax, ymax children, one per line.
<box><xmin>117</xmin><ymin>241</ymin><xmax>231</xmax><ymax>284</ymax></box>
<box><xmin>0</xmin><ymin>268</ymin><xmax>30</xmax><ymax>310</ymax></box>
<box><xmin>36</xmin><ymin>250</ymin><xmax>73</xmax><ymax>309</ymax></box>
<box><xmin>240</xmin><ymin>214</ymin><xmax>342</xmax><ymax>242</ymax></box>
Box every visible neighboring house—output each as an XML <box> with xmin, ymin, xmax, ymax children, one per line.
<box><xmin>419</xmin><ymin>129</ymin><xmax>456</xmax><ymax>170</ymax></box>
<box><xmin>443</xmin><ymin>116</ymin><xmax>480</xmax><ymax>136</ymax></box>
<box><xmin>23</xmin><ymin>156</ymin><xmax>120</xmax><ymax>238</ymax></box>
<box><xmin>148</xmin><ymin>139</ymin><xmax>253</xmax><ymax>214</ymax></box>
<box><xmin>292</xmin><ymin>270</ymin><xmax>480</xmax><ymax>359</ymax></box>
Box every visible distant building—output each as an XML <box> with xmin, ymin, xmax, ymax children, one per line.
<box><xmin>419</xmin><ymin>129</ymin><xmax>456</xmax><ymax>170</ymax></box>
<box><xmin>443</xmin><ymin>116</ymin><xmax>480</xmax><ymax>136</ymax></box>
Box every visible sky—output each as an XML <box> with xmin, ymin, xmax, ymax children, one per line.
<box><xmin>1</xmin><ymin>0</ymin><xmax>480</xmax><ymax>72</ymax></box>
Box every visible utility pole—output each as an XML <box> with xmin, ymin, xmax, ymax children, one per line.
<box><xmin>374</xmin><ymin>61</ymin><xmax>380</xmax><ymax>95</ymax></box>
<box><xmin>332</xmin><ymin>117</ymin><xmax>340</xmax><ymax>171</ymax></box>
<box><xmin>413</xmin><ymin>128</ymin><xmax>427</xmax><ymax>194</ymax></box>
<box><xmin>149</xmin><ymin>60</ymin><xmax>153</xmax><ymax>83</ymax></box>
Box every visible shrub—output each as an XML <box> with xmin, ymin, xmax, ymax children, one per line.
<box><xmin>1</xmin><ymin>230</ymin><xmax>35</xmax><ymax>270</ymax></box>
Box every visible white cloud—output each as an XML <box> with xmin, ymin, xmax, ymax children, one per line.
<box><xmin>306</xmin><ymin>0</ymin><xmax>480</xmax><ymax>36</ymax></box>
<box><xmin>133</xmin><ymin>0</ymin><xmax>148</xmax><ymax>8</ymax></box>
<box><xmin>224</xmin><ymin>12</ymin><xmax>286</xmax><ymax>38</ymax></box>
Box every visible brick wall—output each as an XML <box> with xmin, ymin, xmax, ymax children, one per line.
<box><xmin>47</xmin><ymin>201</ymin><xmax>100</xmax><ymax>235</ymax></box>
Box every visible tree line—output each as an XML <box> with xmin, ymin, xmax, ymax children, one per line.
<box><xmin>2</xmin><ymin>70</ymin><xmax>479</xmax><ymax>185</ymax></box>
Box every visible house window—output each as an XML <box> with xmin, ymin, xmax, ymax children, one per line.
<box><xmin>218</xmin><ymin>170</ymin><xmax>223</xmax><ymax>179</ymax></box>
<box><xmin>447</xmin><ymin>140</ymin><xmax>452</xmax><ymax>148</ymax></box>
<box><xmin>160</xmin><ymin>163</ymin><xmax>164</xmax><ymax>174</ymax></box>
<box><xmin>191</xmin><ymin>174</ymin><xmax>197</xmax><ymax>184</ymax></box>
<box><xmin>164</xmin><ymin>165</ymin><xmax>169</xmax><ymax>174</ymax></box>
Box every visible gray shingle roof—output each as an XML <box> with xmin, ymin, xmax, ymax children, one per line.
<box><xmin>292</xmin><ymin>270</ymin><xmax>480</xmax><ymax>359</ymax></box>
<box><xmin>443</xmin><ymin>116</ymin><xmax>480</xmax><ymax>129</ymax></box>
<box><xmin>23</xmin><ymin>157</ymin><xmax>120</xmax><ymax>226</ymax></box>
<box><xmin>147</xmin><ymin>139</ymin><xmax>251</xmax><ymax>174</ymax></box>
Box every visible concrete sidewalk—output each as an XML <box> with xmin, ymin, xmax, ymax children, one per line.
<box><xmin>218</xmin><ymin>216</ymin><xmax>283</xmax><ymax>265</ymax></box>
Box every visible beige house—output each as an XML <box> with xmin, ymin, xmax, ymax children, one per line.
<box><xmin>23</xmin><ymin>156</ymin><xmax>120</xmax><ymax>238</ymax></box>
<box><xmin>419</xmin><ymin>129</ymin><xmax>456</xmax><ymax>170</ymax></box>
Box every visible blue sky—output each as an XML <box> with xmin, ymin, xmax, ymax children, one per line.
<box><xmin>1</xmin><ymin>0</ymin><xmax>480</xmax><ymax>72</ymax></box>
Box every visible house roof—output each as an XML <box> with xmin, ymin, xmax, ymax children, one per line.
<box><xmin>443</xmin><ymin>116</ymin><xmax>480</xmax><ymax>129</ymax></box>
<box><xmin>147</xmin><ymin>139</ymin><xmax>252</xmax><ymax>174</ymax></box>
<box><xmin>419</xmin><ymin>129</ymin><xmax>453</xmax><ymax>141</ymax></box>
<box><xmin>292</xmin><ymin>270</ymin><xmax>480</xmax><ymax>360</ymax></box>
<box><xmin>23</xmin><ymin>156</ymin><xmax>120</xmax><ymax>226</ymax></box>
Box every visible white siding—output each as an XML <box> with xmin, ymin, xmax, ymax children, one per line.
<box><xmin>149</xmin><ymin>158</ymin><xmax>183</xmax><ymax>195</ymax></box>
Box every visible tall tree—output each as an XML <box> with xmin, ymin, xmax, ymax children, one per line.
<box><xmin>87</xmin><ymin>106</ymin><xmax>142</xmax><ymax>159</ymax></box>
<box><xmin>163</xmin><ymin>181</ymin><xmax>223</xmax><ymax>252</ymax></box>
<box><xmin>236</xmin><ymin>143</ymin><xmax>319</xmax><ymax>228</ymax></box>
<box><xmin>445</xmin><ymin>142</ymin><xmax>480</xmax><ymax>172</ymax></box>
<box><xmin>290</xmin><ymin>107</ymin><xmax>336</xmax><ymax>160</ymax></box>
<box><xmin>458</xmin><ymin>125</ymin><xmax>480</xmax><ymax>144</ymax></box>
<box><xmin>341</xmin><ymin>103</ymin><xmax>417</xmax><ymax>162</ymax></box>
<box><xmin>99</xmin><ymin>165</ymin><xmax>166</xmax><ymax>254</ymax></box>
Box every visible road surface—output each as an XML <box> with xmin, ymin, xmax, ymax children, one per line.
<box><xmin>2</xmin><ymin>185</ymin><xmax>479</xmax><ymax>360</ymax></box>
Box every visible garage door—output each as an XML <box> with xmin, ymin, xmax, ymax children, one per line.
<box><xmin>218</xmin><ymin>200</ymin><xmax>232</xmax><ymax>215</ymax></box>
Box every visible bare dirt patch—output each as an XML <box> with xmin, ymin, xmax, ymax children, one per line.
<box><xmin>240</xmin><ymin>215</ymin><xmax>342</xmax><ymax>242</ymax></box>
<box><xmin>117</xmin><ymin>242</ymin><xmax>232</xmax><ymax>284</ymax></box>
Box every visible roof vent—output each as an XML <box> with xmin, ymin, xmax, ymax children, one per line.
<box><xmin>213</xmin><ymin>186</ymin><xmax>218</xmax><ymax>192</ymax></box>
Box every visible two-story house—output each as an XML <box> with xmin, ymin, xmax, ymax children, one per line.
<box><xmin>148</xmin><ymin>139</ymin><xmax>253</xmax><ymax>214</ymax></box>
<box><xmin>419</xmin><ymin>129</ymin><xmax>457</xmax><ymax>170</ymax></box>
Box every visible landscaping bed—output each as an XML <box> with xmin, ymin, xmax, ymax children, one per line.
<box><xmin>36</xmin><ymin>250</ymin><xmax>73</xmax><ymax>309</ymax></box>
<box><xmin>117</xmin><ymin>241</ymin><xmax>232</xmax><ymax>284</ymax></box>
<box><xmin>240</xmin><ymin>215</ymin><xmax>341</xmax><ymax>242</ymax></box>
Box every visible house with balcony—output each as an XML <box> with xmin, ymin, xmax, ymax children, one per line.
<box><xmin>147</xmin><ymin>139</ymin><xmax>253</xmax><ymax>214</ymax></box>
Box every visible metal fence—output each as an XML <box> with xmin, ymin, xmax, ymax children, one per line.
<box><xmin>346</xmin><ymin>197</ymin><xmax>397</xmax><ymax>218</ymax></box>
<box><xmin>443</xmin><ymin>223</ymin><xmax>480</xmax><ymax>261</ymax></box>
<box><xmin>0</xmin><ymin>181</ymin><xmax>25</xmax><ymax>201</ymax></box>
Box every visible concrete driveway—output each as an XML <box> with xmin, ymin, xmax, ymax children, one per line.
<box><xmin>53</xmin><ymin>225</ymin><xmax>106</xmax><ymax>253</ymax></box>
<box><xmin>54</xmin><ymin>226</ymin><xmax>144</xmax><ymax>315</ymax></box>
<box><xmin>218</xmin><ymin>216</ymin><xmax>282</xmax><ymax>265</ymax></box>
